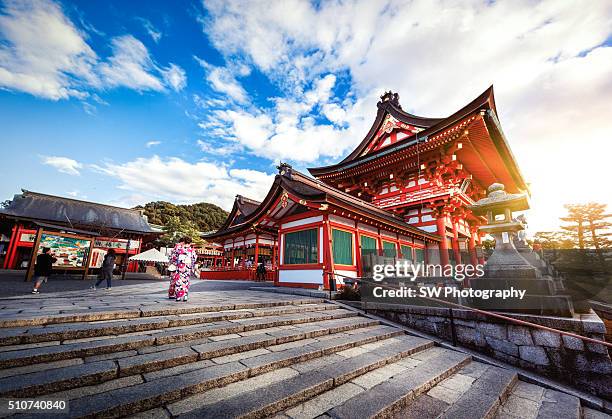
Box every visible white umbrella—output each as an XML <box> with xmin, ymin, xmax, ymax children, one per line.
<box><xmin>129</xmin><ymin>248</ymin><xmax>169</xmax><ymax>263</ymax></box>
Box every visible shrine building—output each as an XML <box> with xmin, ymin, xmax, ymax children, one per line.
<box><xmin>202</xmin><ymin>86</ymin><xmax>528</xmax><ymax>289</ymax></box>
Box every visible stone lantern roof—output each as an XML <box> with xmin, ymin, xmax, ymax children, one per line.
<box><xmin>469</xmin><ymin>183</ymin><xmax>529</xmax><ymax>216</ymax></box>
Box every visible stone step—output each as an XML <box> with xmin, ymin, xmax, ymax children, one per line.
<box><xmin>0</xmin><ymin>298</ymin><xmax>325</xmax><ymax>328</ymax></box>
<box><xmin>0</xmin><ymin>309</ymin><xmax>357</xmax><ymax>368</ymax></box>
<box><xmin>136</xmin><ymin>316</ymin><xmax>378</xmax><ymax>356</ymax></box>
<box><xmin>325</xmin><ymin>348</ymin><xmax>472</xmax><ymax>418</ymax></box>
<box><xmin>0</xmin><ymin>359</ymin><xmax>117</xmax><ymax>397</ymax></box>
<box><xmin>117</xmin><ymin>321</ymin><xmax>382</xmax><ymax>377</ymax></box>
<box><xmin>494</xmin><ymin>380</ymin><xmax>582</xmax><ymax>419</ymax></box>
<box><xmin>0</xmin><ymin>303</ymin><xmax>336</xmax><ymax>346</ymax></box>
<box><xmin>64</xmin><ymin>326</ymin><xmax>405</xmax><ymax>418</ymax></box>
<box><xmin>173</xmin><ymin>334</ymin><xmax>434</xmax><ymax>418</ymax></box>
<box><xmin>401</xmin><ymin>361</ymin><xmax>517</xmax><ymax>419</ymax></box>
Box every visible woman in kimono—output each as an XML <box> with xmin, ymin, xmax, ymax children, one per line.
<box><xmin>168</xmin><ymin>237</ymin><xmax>197</xmax><ymax>302</ymax></box>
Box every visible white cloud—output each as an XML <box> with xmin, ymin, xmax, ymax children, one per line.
<box><xmin>146</xmin><ymin>140</ymin><xmax>161</xmax><ymax>148</ymax></box>
<box><xmin>204</xmin><ymin>73</ymin><xmax>372</xmax><ymax>162</ymax></box>
<box><xmin>98</xmin><ymin>35</ymin><xmax>165</xmax><ymax>91</ymax></box>
<box><xmin>138</xmin><ymin>18</ymin><xmax>162</xmax><ymax>43</ymax></box>
<box><xmin>196</xmin><ymin>139</ymin><xmax>240</xmax><ymax>156</ymax></box>
<box><xmin>0</xmin><ymin>0</ymin><xmax>186</xmax><ymax>99</ymax></box>
<box><xmin>200</xmin><ymin>0</ymin><xmax>612</xmax><ymax>232</ymax></box>
<box><xmin>93</xmin><ymin>155</ymin><xmax>275</xmax><ymax>209</ymax></box>
<box><xmin>195</xmin><ymin>56</ymin><xmax>248</xmax><ymax>103</ymax></box>
<box><xmin>162</xmin><ymin>63</ymin><xmax>187</xmax><ymax>91</ymax></box>
<box><xmin>66</xmin><ymin>189</ymin><xmax>87</xmax><ymax>199</ymax></box>
<box><xmin>0</xmin><ymin>0</ymin><xmax>98</xmax><ymax>100</ymax></box>
<box><xmin>42</xmin><ymin>156</ymin><xmax>83</xmax><ymax>175</ymax></box>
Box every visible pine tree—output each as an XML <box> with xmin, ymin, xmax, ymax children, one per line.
<box><xmin>560</xmin><ymin>203</ymin><xmax>612</xmax><ymax>251</ymax></box>
<box><xmin>560</xmin><ymin>204</ymin><xmax>588</xmax><ymax>249</ymax></box>
<box><xmin>583</xmin><ymin>202</ymin><xmax>612</xmax><ymax>248</ymax></box>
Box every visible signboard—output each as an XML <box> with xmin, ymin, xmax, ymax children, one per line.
<box><xmin>94</xmin><ymin>238</ymin><xmax>138</xmax><ymax>250</ymax></box>
<box><xmin>19</xmin><ymin>233</ymin><xmax>36</xmax><ymax>243</ymax></box>
<box><xmin>38</xmin><ymin>233</ymin><xmax>92</xmax><ymax>269</ymax></box>
<box><xmin>90</xmin><ymin>248</ymin><xmax>108</xmax><ymax>268</ymax></box>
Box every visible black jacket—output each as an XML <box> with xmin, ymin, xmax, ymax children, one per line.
<box><xmin>102</xmin><ymin>254</ymin><xmax>116</xmax><ymax>271</ymax></box>
<box><xmin>34</xmin><ymin>253</ymin><xmax>56</xmax><ymax>276</ymax></box>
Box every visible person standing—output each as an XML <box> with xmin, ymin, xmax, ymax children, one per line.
<box><xmin>168</xmin><ymin>237</ymin><xmax>197</xmax><ymax>302</ymax></box>
<box><xmin>256</xmin><ymin>262</ymin><xmax>266</xmax><ymax>282</ymax></box>
<box><xmin>92</xmin><ymin>249</ymin><xmax>116</xmax><ymax>290</ymax></box>
<box><xmin>31</xmin><ymin>247</ymin><xmax>57</xmax><ymax>294</ymax></box>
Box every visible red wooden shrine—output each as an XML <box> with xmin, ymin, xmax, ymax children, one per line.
<box><xmin>203</xmin><ymin>86</ymin><xmax>528</xmax><ymax>289</ymax></box>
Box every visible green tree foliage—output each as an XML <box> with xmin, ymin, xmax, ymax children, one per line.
<box><xmin>134</xmin><ymin>201</ymin><xmax>228</xmax><ymax>232</ymax></box>
<box><xmin>159</xmin><ymin>216</ymin><xmax>204</xmax><ymax>246</ymax></box>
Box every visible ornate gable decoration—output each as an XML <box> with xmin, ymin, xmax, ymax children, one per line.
<box><xmin>361</xmin><ymin>114</ymin><xmax>424</xmax><ymax>156</ymax></box>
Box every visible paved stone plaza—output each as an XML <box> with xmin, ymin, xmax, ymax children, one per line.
<box><xmin>0</xmin><ymin>279</ymin><xmax>606</xmax><ymax>418</ymax></box>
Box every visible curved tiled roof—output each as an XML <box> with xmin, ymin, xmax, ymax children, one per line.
<box><xmin>0</xmin><ymin>190</ymin><xmax>154</xmax><ymax>234</ymax></box>
<box><xmin>204</xmin><ymin>166</ymin><xmax>440</xmax><ymax>242</ymax></box>
<box><xmin>308</xmin><ymin>86</ymin><xmax>524</xmax><ymax>193</ymax></box>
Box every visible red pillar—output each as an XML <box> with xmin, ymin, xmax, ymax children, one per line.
<box><xmin>436</xmin><ymin>216</ymin><xmax>450</xmax><ymax>266</ymax></box>
<box><xmin>254</xmin><ymin>235</ymin><xmax>260</xmax><ymax>266</ymax></box>
<box><xmin>355</xmin><ymin>233</ymin><xmax>363</xmax><ymax>277</ymax></box>
<box><xmin>322</xmin><ymin>215</ymin><xmax>334</xmax><ymax>290</ymax></box>
<box><xmin>253</xmin><ymin>235</ymin><xmax>259</xmax><ymax>281</ymax></box>
<box><xmin>468</xmin><ymin>228</ymin><xmax>478</xmax><ymax>267</ymax></box>
<box><xmin>451</xmin><ymin>220</ymin><xmax>461</xmax><ymax>264</ymax></box>
<box><xmin>3</xmin><ymin>224</ymin><xmax>18</xmax><ymax>269</ymax></box>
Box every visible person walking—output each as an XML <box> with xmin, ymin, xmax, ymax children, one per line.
<box><xmin>256</xmin><ymin>262</ymin><xmax>266</xmax><ymax>282</ymax></box>
<box><xmin>168</xmin><ymin>237</ymin><xmax>197</xmax><ymax>302</ymax></box>
<box><xmin>31</xmin><ymin>247</ymin><xmax>57</xmax><ymax>294</ymax></box>
<box><xmin>92</xmin><ymin>249</ymin><xmax>116</xmax><ymax>290</ymax></box>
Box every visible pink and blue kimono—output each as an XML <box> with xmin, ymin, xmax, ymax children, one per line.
<box><xmin>168</xmin><ymin>244</ymin><xmax>197</xmax><ymax>301</ymax></box>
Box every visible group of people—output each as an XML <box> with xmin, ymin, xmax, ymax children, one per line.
<box><xmin>30</xmin><ymin>236</ymin><xmax>266</xmax><ymax>301</ymax></box>
<box><xmin>31</xmin><ymin>247</ymin><xmax>116</xmax><ymax>294</ymax></box>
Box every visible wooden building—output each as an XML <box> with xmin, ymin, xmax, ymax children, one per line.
<box><xmin>0</xmin><ymin>190</ymin><xmax>157</xmax><ymax>274</ymax></box>
<box><xmin>203</xmin><ymin>86</ymin><xmax>528</xmax><ymax>289</ymax></box>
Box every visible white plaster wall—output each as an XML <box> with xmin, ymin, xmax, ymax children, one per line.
<box><xmin>381</xmin><ymin>230</ymin><xmax>397</xmax><ymax>239</ymax></box>
<box><xmin>281</xmin><ymin>216</ymin><xmax>323</xmax><ymax>229</ymax></box>
<box><xmin>358</xmin><ymin>223</ymin><xmax>377</xmax><ymax>234</ymax></box>
<box><xmin>279</xmin><ymin>269</ymin><xmax>323</xmax><ymax>284</ymax></box>
<box><xmin>329</xmin><ymin>215</ymin><xmax>355</xmax><ymax>227</ymax></box>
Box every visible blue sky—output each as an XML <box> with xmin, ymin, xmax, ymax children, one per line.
<box><xmin>0</xmin><ymin>0</ymin><xmax>611</xmax><ymax>232</ymax></box>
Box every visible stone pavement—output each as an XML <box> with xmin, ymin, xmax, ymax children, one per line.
<box><xmin>0</xmin><ymin>269</ymin><xmax>270</xmax><ymax>298</ymax></box>
<box><xmin>0</xmin><ymin>281</ymin><xmax>601</xmax><ymax>418</ymax></box>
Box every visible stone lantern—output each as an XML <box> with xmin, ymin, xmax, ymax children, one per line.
<box><xmin>469</xmin><ymin>183</ymin><xmax>537</xmax><ymax>278</ymax></box>
<box><xmin>468</xmin><ymin>183</ymin><xmax>575</xmax><ymax>317</ymax></box>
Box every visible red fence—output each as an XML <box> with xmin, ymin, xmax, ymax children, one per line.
<box><xmin>200</xmin><ymin>268</ymin><xmax>277</xmax><ymax>281</ymax></box>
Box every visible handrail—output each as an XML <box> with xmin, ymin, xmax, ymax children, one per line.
<box><xmin>325</xmin><ymin>271</ymin><xmax>612</xmax><ymax>348</ymax></box>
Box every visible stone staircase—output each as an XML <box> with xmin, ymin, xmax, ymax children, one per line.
<box><xmin>0</xmin><ymin>297</ymin><xmax>600</xmax><ymax>419</ymax></box>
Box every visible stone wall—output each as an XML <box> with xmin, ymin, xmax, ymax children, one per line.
<box><xmin>362</xmin><ymin>302</ymin><xmax>612</xmax><ymax>399</ymax></box>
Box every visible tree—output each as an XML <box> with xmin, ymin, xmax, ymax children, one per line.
<box><xmin>560</xmin><ymin>204</ymin><xmax>588</xmax><ymax>249</ymax></box>
<box><xmin>583</xmin><ymin>202</ymin><xmax>612</xmax><ymax>252</ymax></box>
<box><xmin>560</xmin><ymin>203</ymin><xmax>612</xmax><ymax>251</ymax></box>
<box><xmin>134</xmin><ymin>201</ymin><xmax>228</xmax><ymax>232</ymax></box>
<box><xmin>159</xmin><ymin>216</ymin><xmax>203</xmax><ymax>247</ymax></box>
